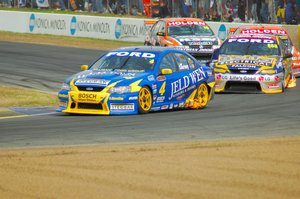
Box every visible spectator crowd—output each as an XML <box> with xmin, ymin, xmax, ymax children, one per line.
<box><xmin>0</xmin><ymin>0</ymin><xmax>299</xmax><ymax>24</ymax></box>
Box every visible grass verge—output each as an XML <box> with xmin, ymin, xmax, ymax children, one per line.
<box><xmin>0</xmin><ymin>86</ymin><xmax>58</xmax><ymax>107</ymax></box>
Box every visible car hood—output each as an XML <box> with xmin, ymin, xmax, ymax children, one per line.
<box><xmin>217</xmin><ymin>55</ymin><xmax>279</xmax><ymax>70</ymax></box>
<box><xmin>65</xmin><ymin>70</ymin><xmax>151</xmax><ymax>87</ymax></box>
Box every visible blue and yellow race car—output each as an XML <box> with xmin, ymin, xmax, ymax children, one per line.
<box><xmin>57</xmin><ymin>46</ymin><xmax>215</xmax><ymax>115</ymax></box>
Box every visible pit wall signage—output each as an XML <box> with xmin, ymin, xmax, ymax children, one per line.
<box><xmin>0</xmin><ymin>10</ymin><xmax>298</xmax><ymax>45</ymax></box>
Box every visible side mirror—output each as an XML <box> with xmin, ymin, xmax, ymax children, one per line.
<box><xmin>157</xmin><ymin>32</ymin><xmax>166</xmax><ymax>36</ymax></box>
<box><xmin>229</xmin><ymin>27</ymin><xmax>237</xmax><ymax>33</ymax></box>
<box><xmin>81</xmin><ymin>64</ymin><xmax>88</xmax><ymax>71</ymax></box>
<box><xmin>161</xmin><ymin>68</ymin><xmax>173</xmax><ymax>75</ymax></box>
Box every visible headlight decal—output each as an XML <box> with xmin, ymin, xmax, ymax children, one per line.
<box><xmin>108</xmin><ymin>86</ymin><xmax>132</xmax><ymax>94</ymax></box>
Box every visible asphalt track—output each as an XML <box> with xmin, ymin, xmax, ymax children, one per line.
<box><xmin>0</xmin><ymin>41</ymin><xmax>300</xmax><ymax>148</ymax></box>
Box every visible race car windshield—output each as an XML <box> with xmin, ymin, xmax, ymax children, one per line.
<box><xmin>90</xmin><ymin>53</ymin><xmax>156</xmax><ymax>71</ymax></box>
<box><xmin>168</xmin><ymin>25</ymin><xmax>214</xmax><ymax>36</ymax></box>
<box><xmin>219</xmin><ymin>41</ymin><xmax>280</xmax><ymax>56</ymax></box>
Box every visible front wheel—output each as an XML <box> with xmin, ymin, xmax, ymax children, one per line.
<box><xmin>196</xmin><ymin>83</ymin><xmax>209</xmax><ymax>108</ymax></box>
<box><xmin>138</xmin><ymin>86</ymin><xmax>152</xmax><ymax>114</ymax></box>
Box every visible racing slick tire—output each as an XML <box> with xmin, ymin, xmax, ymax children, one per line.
<box><xmin>197</xmin><ymin>83</ymin><xmax>209</xmax><ymax>108</ymax></box>
<box><xmin>138</xmin><ymin>86</ymin><xmax>152</xmax><ymax>114</ymax></box>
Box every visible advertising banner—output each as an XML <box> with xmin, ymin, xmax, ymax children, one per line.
<box><xmin>0</xmin><ymin>10</ymin><xmax>299</xmax><ymax>46</ymax></box>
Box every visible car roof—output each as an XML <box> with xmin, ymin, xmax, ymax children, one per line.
<box><xmin>239</xmin><ymin>25</ymin><xmax>285</xmax><ymax>30</ymax></box>
<box><xmin>162</xmin><ymin>18</ymin><xmax>205</xmax><ymax>23</ymax></box>
<box><xmin>161</xmin><ymin>18</ymin><xmax>207</xmax><ymax>26</ymax></box>
<box><xmin>112</xmin><ymin>46</ymin><xmax>177</xmax><ymax>53</ymax></box>
<box><xmin>228</xmin><ymin>34</ymin><xmax>278</xmax><ymax>40</ymax></box>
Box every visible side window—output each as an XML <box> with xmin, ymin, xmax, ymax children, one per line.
<box><xmin>173</xmin><ymin>53</ymin><xmax>192</xmax><ymax>71</ymax></box>
<box><xmin>158</xmin><ymin>21</ymin><xmax>166</xmax><ymax>33</ymax></box>
<box><xmin>159</xmin><ymin>53</ymin><xmax>178</xmax><ymax>73</ymax></box>
<box><xmin>151</xmin><ymin>22</ymin><xmax>160</xmax><ymax>36</ymax></box>
<box><xmin>278</xmin><ymin>39</ymin><xmax>286</xmax><ymax>56</ymax></box>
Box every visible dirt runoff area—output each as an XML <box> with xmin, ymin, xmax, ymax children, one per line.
<box><xmin>0</xmin><ymin>136</ymin><xmax>299</xmax><ymax>199</ymax></box>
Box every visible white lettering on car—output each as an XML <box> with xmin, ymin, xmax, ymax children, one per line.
<box><xmin>170</xmin><ymin>68</ymin><xmax>205</xmax><ymax>99</ymax></box>
<box><xmin>106</xmin><ymin>51</ymin><xmax>156</xmax><ymax>58</ymax></box>
<box><xmin>228</xmin><ymin>38</ymin><xmax>275</xmax><ymax>44</ymax></box>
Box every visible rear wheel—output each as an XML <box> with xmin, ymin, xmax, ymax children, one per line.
<box><xmin>138</xmin><ymin>86</ymin><xmax>152</xmax><ymax>114</ymax></box>
<box><xmin>197</xmin><ymin>83</ymin><xmax>209</xmax><ymax>108</ymax></box>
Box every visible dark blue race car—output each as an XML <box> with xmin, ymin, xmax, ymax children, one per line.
<box><xmin>57</xmin><ymin>46</ymin><xmax>215</xmax><ymax>115</ymax></box>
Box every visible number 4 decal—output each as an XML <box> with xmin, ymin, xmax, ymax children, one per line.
<box><xmin>159</xmin><ymin>82</ymin><xmax>166</xmax><ymax>95</ymax></box>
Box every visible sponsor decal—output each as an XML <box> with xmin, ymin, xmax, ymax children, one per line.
<box><xmin>219</xmin><ymin>56</ymin><xmax>274</xmax><ymax>67</ymax></box>
<box><xmin>29</xmin><ymin>13</ymin><xmax>66</xmax><ymax>32</ymax></box>
<box><xmin>188</xmin><ymin>41</ymin><xmax>201</xmax><ymax>45</ymax></box>
<box><xmin>177</xmin><ymin>47</ymin><xmax>213</xmax><ymax>52</ymax></box>
<box><xmin>267</xmin><ymin>83</ymin><xmax>280</xmax><ymax>89</ymax></box>
<box><xmin>176</xmin><ymin>93</ymin><xmax>186</xmax><ymax>100</ymax></box>
<box><xmin>258</xmin><ymin>76</ymin><xmax>264</xmax><ymax>81</ymax></box>
<box><xmin>151</xmin><ymin>106</ymin><xmax>161</xmax><ymax>111</ymax></box>
<box><xmin>201</xmin><ymin>41</ymin><xmax>213</xmax><ymax>45</ymax></box>
<box><xmin>218</xmin><ymin>24</ymin><xmax>226</xmax><ymax>41</ymax></box>
<box><xmin>78</xmin><ymin>93</ymin><xmax>98</xmax><ymax>102</ymax></box>
<box><xmin>156</xmin><ymin>76</ymin><xmax>166</xmax><ymax>81</ymax></box>
<box><xmin>230</xmin><ymin>64</ymin><xmax>258</xmax><ymax>68</ymax></box>
<box><xmin>109</xmin><ymin>97</ymin><xmax>124</xmax><ymax>100</ymax></box>
<box><xmin>168</xmin><ymin>21</ymin><xmax>206</xmax><ymax>26</ymax></box>
<box><xmin>110</xmin><ymin>103</ymin><xmax>134</xmax><ymax>111</ymax></box>
<box><xmin>228</xmin><ymin>38</ymin><xmax>275</xmax><ymax>44</ymax></box>
<box><xmin>58</xmin><ymin>94</ymin><xmax>68</xmax><ymax>98</ymax></box>
<box><xmin>129</xmin><ymin>96</ymin><xmax>138</xmax><ymax>100</ymax></box>
<box><xmin>161</xmin><ymin>105</ymin><xmax>169</xmax><ymax>110</ymax></box>
<box><xmin>174</xmin><ymin>104</ymin><xmax>178</xmax><ymax>108</ymax></box>
<box><xmin>170</xmin><ymin>68</ymin><xmax>205</xmax><ymax>99</ymax></box>
<box><xmin>71</xmin><ymin>17</ymin><xmax>110</xmax><ymax>35</ymax></box>
<box><xmin>75</xmin><ymin>79</ymin><xmax>110</xmax><ymax>86</ymax></box>
<box><xmin>153</xmin><ymin>95</ymin><xmax>157</xmax><ymax>100</ymax></box>
<box><xmin>219</xmin><ymin>75</ymin><xmax>273</xmax><ymax>82</ymax></box>
<box><xmin>152</xmin><ymin>84</ymin><xmax>157</xmax><ymax>89</ymax></box>
<box><xmin>178</xmin><ymin>63</ymin><xmax>189</xmax><ymax>70</ymax></box>
<box><xmin>218</xmin><ymin>75</ymin><xmax>255</xmax><ymax>81</ymax></box>
<box><xmin>70</xmin><ymin>16</ymin><xmax>76</xmax><ymax>35</ymax></box>
<box><xmin>179</xmin><ymin>102</ymin><xmax>184</xmax><ymax>107</ymax></box>
<box><xmin>169</xmin><ymin>104</ymin><xmax>174</xmax><ymax>109</ymax></box>
<box><xmin>156</xmin><ymin>96</ymin><xmax>165</xmax><ymax>103</ymax></box>
<box><xmin>148</xmin><ymin>75</ymin><xmax>155</xmax><ymax>81</ymax></box>
<box><xmin>115</xmin><ymin>19</ymin><xmax>122</xmax><ymax>39</ymax></box>
<box><xmin>106</xmin><ymin>51</ymin><xmax>156</xmax><ymax>58</ymax></box>
<box><xmin>241</xmin><ymin>29</ymin><xmax>287</xmax><ymax>35</ymax></box>
<box><xmin>178</xmin><ymin>37</ymin><xmax>215</xmax><ymax>42</ymax></box>
<box><xmin>29</xmin><ymin>14</ymin><xmax>35</xmax><ymax>32</ymax></box>
<box><xmin>115</xmin><ymin>18</ymin><xmax>151</xmax><ymax>39</ymax></box>
<box><xmin>153</xmin><ymin>89</ymin><xmax>157</xmax><ymax>94</ymax></box>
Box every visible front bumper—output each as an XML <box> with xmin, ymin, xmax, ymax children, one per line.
<box><xmin>57</xmin><ymin>90</ymin><xmax>139</xmax><ymax>115</ymax></box>
<box><xmin>215</xmin><ymin>73</ymin><xmax>284</xmax><ymax>94</ymax></box>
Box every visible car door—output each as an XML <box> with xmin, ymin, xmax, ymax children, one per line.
<box><xmin>154</xmin><ymin>52</ymin><xmax>197</xmax><ymax>109</ymax></box>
